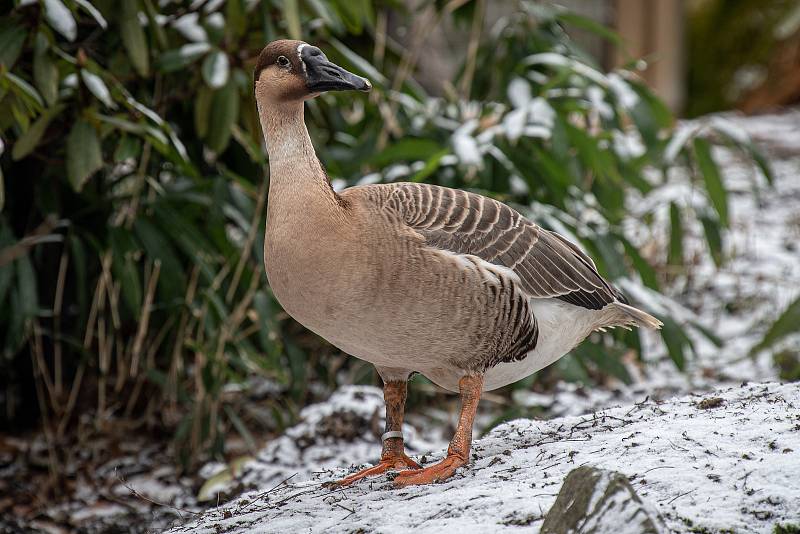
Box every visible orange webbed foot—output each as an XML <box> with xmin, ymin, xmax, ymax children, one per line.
<box><xmin>330</xmin><ymin>453</ymin><xmax>421</xmax><ymax>487</ymax></box>
<box><xmin>392</xmin><ymin>454</ymin><xmax>466</xmax><ymax>486</ymax></box>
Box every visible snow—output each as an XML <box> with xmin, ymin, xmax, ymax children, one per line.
<box><xmin>81</xmin><ymin>70</ymin><xmax>115</xmax><ymax>108</ymax></box>
<box><xmin>42</xmin><ymin>0</ymin><xmax>77</xmax><ymax>42</ymax></box>
<box><xmin>168</xmin><ymin>382</ymin><xmax>800</xmax><ymax>534</ymax></box>
<box><xmin>203</xmin><ymin>51</ymin><xmax>230</xmax><ymax>89</ymax></box>
<box><xmin>178</xmin><ymin>42</ymin><xmax>212</xmax><ymax>61</ymax></box>
<box><xmin>607</xmin><ymin>72</ymin><xmax>640</xmax><ymax>109</ymax></box>
<box><xmin>507</xmin><ymin>77</ymin><xmax>532</xmax><ymax>109</ymax></box>
<box><xmin>173</xmin><ymin>13</ymin><xmax>208</xmax><ymax>43</ymax></box>
<box><xmin>523</xmin><ymin>52</ymin><xmax>609</xmax><ymax>86</ymax></box>
<box><xmin>75</xmin><ymin>0</ymin><xmax>107</xmax><ymax>29</ymax></box>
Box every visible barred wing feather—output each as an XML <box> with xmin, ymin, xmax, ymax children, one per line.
<box><xmin>386</xmin><ymin>183</ymin><xmax>624</xmax><ymax>310</ymax></box>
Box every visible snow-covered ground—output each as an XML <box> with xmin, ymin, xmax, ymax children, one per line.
<box><xmin>169</xmin><ymin>382</ymin><xmax>800</xmax><ymax>534</ymax></box>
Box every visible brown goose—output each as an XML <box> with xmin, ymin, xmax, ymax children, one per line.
<box><xmin>254</xmin><ymin>40</ymin><xmax>662</xmax><ymax>487</ymax></box>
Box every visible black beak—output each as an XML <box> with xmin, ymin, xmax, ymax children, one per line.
<box><xmin>302</xmin><ymin>46</ymin><xmax>371</xmax><ymax>93</ymax></box>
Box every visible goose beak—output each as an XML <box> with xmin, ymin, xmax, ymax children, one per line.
<box><xmin>302</xmin><ymin>46</ymin><xmax>371</xmax><ymax>93</ymax></box>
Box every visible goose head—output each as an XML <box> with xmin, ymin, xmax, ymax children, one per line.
<box><xmin>254</xmin><ymin>39</ymin><xmax>371</xmax><ymax>104</ymax></box>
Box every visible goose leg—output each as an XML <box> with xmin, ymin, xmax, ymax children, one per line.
<box><xmin>394</xmin><ymin>374</ymin><xmax>483</xmax><ymax>487</ymax></box>
<box><xmin>333</xmin><ymin>380</ymin><xmax>421</xmax><ymax>486</ymax></box>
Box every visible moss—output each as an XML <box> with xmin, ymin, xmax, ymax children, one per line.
<box><xmin>774</xmin><ymin>524</ymin><xmax>800</xmax><ymax>534</ymax></box>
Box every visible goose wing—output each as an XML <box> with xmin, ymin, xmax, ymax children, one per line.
<box><xmin>385</xmin><ymin>182</ymin><xmax>623</xmax><ymax>310</ymax></box>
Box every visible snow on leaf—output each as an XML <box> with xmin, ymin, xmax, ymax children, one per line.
<box><xmin>356</xmin><ymin>172</ymin><xmax>383</xmax><ymax>186</ymax></box>
<box><xmin>524</xmin><ymin>52</ymin><xmax>609</xmax><ymax>86</ymax></box>
<box><xmin>452</xmin><ymin>121</ymin><xmax>483</xmax><ymax>167</ymax></box>
<box><xmin>81</xmin><ymin>70</ymin><xmax>115</xmax><ymax>108</ymax></box>
<box><xmin>42</xmin><ymin>0</ymin><xmax>77</xmax><ymax>41</ymax></box>
<box><xmin>74</xmin><ymin>0</ymin><xmax>108</xmax><ymax>29</ymax></box>
<box><xmin>608</xmin><ymin>72</ymin><xmax>639</xmax><ymax>109</ymax></box>
<box><xmin>202</xmin><ymin>51</ymin><xmax>229</xmax><ymax>89</ymax></box>
<box><xmin>501</xmin><ymin>107</ymin><xmax>527</xmax><ymax>141</ymax></box>
<box><xmin>586</xmin><ymin>86</ymin><xmax>612</xmax><ymax>119</ymax></box>
<box><xmin>664</xmin><ymin>123</ymin><xmax>701</xmax><ymax>163</ymax></box>
<box><xmin>179</xmin><ymin>42</ymin><xmax>212</xmax><ymax>60</ymax></box>
<box><xmin>709</xmin><ymin>116</ymin><xmax>750</xmax><ymax>144</ymax></box>
<box><xmin>507</xmin><ymin>77</ymin><xmax>532</xmax><ymax>108</ymax></box>
<box><xmin>523</xmin><ymin>125</ymin><xmax>552</xmax><ymax>139</ymax></box>
<box><xmin>62</xmin><ymin>72</ymin><xmax>78</xmax><ymax>89</ymax></box>
<box><xmin>528</xmin><ymin>97</ymin><xmax>555</xmax><ymax>129</ymax></box>
<box><xmin>206</xmin><ymin>12</ymin><xmax>225</xmax><ymax>31</ymax></box>
<box><xmin>173</xmin><ymin>12</ymin><xmax>208</xmax><ymax>42</ymax></box>
<box><xmin>613</xmin><ymin>129</ymin><xmax>645</xmax><ymax>160</ymax></box>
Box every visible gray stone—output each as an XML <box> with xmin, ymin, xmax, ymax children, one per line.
<box><xmin>541</xmin><ymin>466</ymin><xmax>665</xmax><ymax>534</ymax></box>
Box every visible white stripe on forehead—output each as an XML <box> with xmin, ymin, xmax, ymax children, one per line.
<box><xmin>297</xmin><ymin>43</ymin><xmax>308</xmax><ymax>75</ymax></box>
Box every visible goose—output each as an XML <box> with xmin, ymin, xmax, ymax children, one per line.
<box><xmin>254</xmin><ymin>40</ymin><xmax>662</xmax><ymax>487</ymax></box>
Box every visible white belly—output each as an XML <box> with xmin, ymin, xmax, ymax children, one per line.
<box><xmin>481</xmin><ymin>299</ymin><xmax>600</xmax><ymax>391</ymax></box>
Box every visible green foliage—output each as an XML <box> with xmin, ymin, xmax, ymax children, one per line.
<box><xmin>752</xmin><ymin>296</ymin><xmax>800</xmax><ymax>356</ymax></box>
<box><xmin>0</xmin><ymin>0</ymin><xmax>772</xmax><ymax>464</ymax></box>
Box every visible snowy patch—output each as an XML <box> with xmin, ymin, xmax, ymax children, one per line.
<box><xmin>168</xmin><ymin>382</ymin><xmax>800</xmax><ymax>533</ymax></box>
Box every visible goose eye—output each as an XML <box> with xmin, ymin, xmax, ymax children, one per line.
<box><xmin>277</xmin><ymin>55</ymin><xmax>290</xmax><ymax>68</ymax></box>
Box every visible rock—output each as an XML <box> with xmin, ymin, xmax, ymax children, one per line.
<box><xmin>541</xmin><ymin>466</ymin><xmax>665</xmax><ymax>534</ymax></box>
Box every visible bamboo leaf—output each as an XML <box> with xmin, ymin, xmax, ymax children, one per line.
<box><xmin>660</xmin><ymin>316</ymin><xmax>689</xmax><ymax>371</ymax></box>
<box><xmin>120</xmin><ymin>0</ymin><xmax>150</xmax><ymax>76</ymax></box>
<box><xmin>328</xmin><ymin>38</ymin><xmax>387</xmax><ymax>87</ymax></box>
<box><xmin>205</xmin><ymin>79</ymin><xmax>239</xmax><ymax>154</ymax></box>
<box><xmin>556</xmin><ymin>12</ymin><xmax>623</xmax><ymax>45</ymax></box>
<box><xmin>573</xmin><ymin>344</ymin><xmax>631</xmax><ymax>384</ymax></box>
<box><xmin>668</xmin><ymin>202</ymin><xmax>683</xmax><ymax>267</ymax></box>
<box><xmin>11</xmin><ymin>106</ymin><xmax>62</xmax><ymax>160</ymax></box>
<box><xmin>133</xmin><ymin>218</ymin><xmax>185</xmax><ymax>302</ymax></box>
<box><xmin>16</xmin><ymin>254</ymin><xmax>38</xmax><ymax>319</ymax></box>
<box><xmin>620</xmin><ymin>236</ymin><xmax>659</xmax><ymax>290</ymax></box>
<box><xmin>694</xmin><ymin>137</ymin><xmax>728</xmax><ymax>227</ymax></box>
<box><xmin>369</xmin><ymin>138</ymin><xmax>441</xmax><ymax>166</ymax></box>
<box><xmin>110</xmin><ymin>228</ymin><xmax>142</xmax><ymax>315</ymax></box>
<box><xmin>749</xmin><ymin>144</ymin><xmax>775</xmax><ymax>185</ymax></box>
<box><xmin>224</xmin><ymin>406</ymin><xmax>257</xmax><ymax>453</ymax></box>
<box><xmin>0</xmin><ymin>19</ymin><xmax>27</xmax><ymax>69</ymax></box>
<box><xmin>283</xmin><ymin>0</ymin><xmax>302</xmax><ymax>40</ymax></box>
<box><xmin>412</xmin><ymin>149</ymin><xmax>449</xmax><ymax>182</ymax></box>
<box><xmin>114</xmin><ymin>135</ymin><xmax>141</xmax><ymax>162</ymax></box>
<box><xmin>33</xmin><ymin>34</ymin><xmax>59</xmax><ymax>106</ymax></box>
<box><xmin>0</xmin><ymin>227</ymin><xmax>14</xmax><ymax>305</ymax></box>
<box><xmin>194</xmin><ymin>86</ymin><xmax>212</xmax><ymax>139</ymax></box>
<box><xmin>5</xmin><ymin>72</ymin><xmax>44</xmax><ymax>109</ymax></box>
<box><xmin>751</xmin><ymin>296</ymin><xmax>800</xmax><ymax>355</ymax></box>
<box><xmin>225</xmin><ymin>0</ymin><xmax>247</xmax><ymax>39</ymax></box>
<box><xmin>66</xmin><ymin>119</ymin><xmax>103</xmax><ymax>191</ymax></box>
<box><xmin>699</xmin><ymin>212</ymin><xmax>724</xmax><ymax>267</ymax></box>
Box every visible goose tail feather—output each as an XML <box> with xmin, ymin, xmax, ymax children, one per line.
<box><xmin>607</xmin><ymin>302</ymin><xmax>663</xmax><ymax>330</ymax></box>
